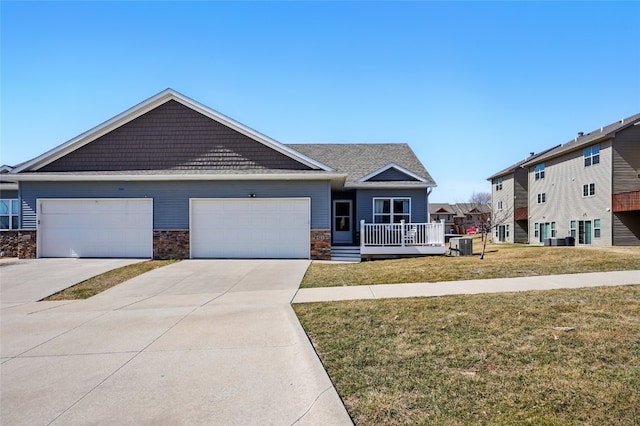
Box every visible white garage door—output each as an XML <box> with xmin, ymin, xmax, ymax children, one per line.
<box><xmin>190</xmin><ymin>198</ymin><xmax>310</xmax><ymax>259</ymax></box>
<box><xmin>38</xmin><ymin>199</ymin><xmax>153</xmax><ymax>258</ymax></box>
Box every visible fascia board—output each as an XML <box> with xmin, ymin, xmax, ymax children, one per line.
<box><xmin>13</xmin><ymin>90</ymin><xmax>178</xmax><ymax>173</ymax></box>
<box><xmin>346</xmin><ymin>182</ymin><xmax>434</xmax><ymax>190</ymax></box>
<box><xmin>357</xmin><ymin>163</ymin><xmax>428</xmax><ymax>183</ymax></box>
<box><xmin>13</xmin><ymin>89</ymin><xmax>332</xmax><ymax>173</ymax></box>
<box><xmin>9</xmin><ymin>172</ymin><xmax>347</xmax><ymax>182</ymax></box>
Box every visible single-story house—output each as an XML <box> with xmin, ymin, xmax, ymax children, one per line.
<box><xmin>1</xmin><ymin>89</ymin><xmax>445</xmax><ymax>260</ymax></box>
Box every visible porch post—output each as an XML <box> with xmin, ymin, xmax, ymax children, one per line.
<box><xmin>360</xmin><ymin>220</ymin><xmax>365</xmax><ymax>248</ymax></box>
<box><xmin>401</xmin><ymin>219</ymin><xmax>405</xmax><ymax>247</ymax></box>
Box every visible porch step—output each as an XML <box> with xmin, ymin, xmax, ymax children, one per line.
<box><xmin>330</xmin><ymin>246</ymin><xmax>361</xmax><ymax>262</ymax></box>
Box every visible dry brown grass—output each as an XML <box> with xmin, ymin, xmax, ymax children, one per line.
<box><xmin>294</xmin><ymin>285</ymin><xmax>640</xmax><ymax>425</ymax></box>
<box><xmin>301</xmin><ymin>239</ymin><xmax>640</xmax><ymax>288</ymax></box>
<box><xmin>43</xmin><ymin>260</ymin><xmax>177</xmax><ymax>300</ymax></box>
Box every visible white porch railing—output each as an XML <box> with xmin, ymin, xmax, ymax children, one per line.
<box><xmin>360</xmin><ymin>220</ymin><xmax>446</xmax><ymax>248</ymax></box>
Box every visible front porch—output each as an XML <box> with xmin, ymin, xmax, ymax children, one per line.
<box><xmin>359</xmin><ymin>220</ymin><xmax>447</xmax><ymax>258</ymax></box>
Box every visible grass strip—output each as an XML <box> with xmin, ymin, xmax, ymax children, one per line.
<box><xmin>302</xmin><ymin>241</ymin><xmax>640</xmax><ymax>288</ymax></box>
<box><xmin>294</xmin><ymin>285</ymin><xmax>640</xmax><ymax>425</ymax></box>
<box><xmin>43</xmin><ymin>260</ymin><xmax>178</xmax><ymax>300</ymax></box>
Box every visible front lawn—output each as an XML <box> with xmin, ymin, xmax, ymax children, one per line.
<box><xmin>301</xmin><ymin>241</ymin><xmax>640</xmax><ymax>288</ymax></box>
<box><xmin>294</xmin><ymin>285</ymin><xmax>640</xmax><ymax>425</ymax></box>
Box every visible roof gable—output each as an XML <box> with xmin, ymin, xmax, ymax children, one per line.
<box><xmin>14</xmin><ymin>89</ymin><xmax>330</xmax><ymax>173</ymax></box>
<box><xmin>358</xmin><ymin>163</ymin><xmax>425</xmax><ymax>183</ymax></box>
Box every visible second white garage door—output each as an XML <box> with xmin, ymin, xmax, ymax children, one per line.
<box><xmin>190</xmin><ymin>198</ymin><xmax>310</xmax><ymax>259</ymax></box>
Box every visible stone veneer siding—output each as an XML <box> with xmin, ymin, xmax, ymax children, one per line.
<box><xmin>153</xmin><ymin>230</ymin><xmax>190</xmax><ymax>259</ymax></box>
<box><xmin>1</xmin><ymin>229</ymin><xmax>329</xmax><ymax>260</ymax></box>
<box><xmin>0</xmin><ymin>230</ymin><xmax>37</xmax><ymax>259</ymax></box>
<box><xmin>310</xmin><ymin>230</ymin><xmax>331</xmax><ymax>260</ymax></box>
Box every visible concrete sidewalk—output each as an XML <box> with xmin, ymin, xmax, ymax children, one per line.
<box><xmin>292</xmin><ymin>270</ymin><xmax>640</xmax><ymax>303</ymax></box>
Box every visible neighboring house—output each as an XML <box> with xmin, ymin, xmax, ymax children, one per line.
<box><xmin>428</xmin><ymin>203</ymin><xmax>491</xmax><ymax>234</ymax></box>
<box><xmin>1</xmin><ymin>89</ymin><xmax>443</xmax><ymax>260</ymax></box>
<box><xmin>487</xmin><ymin>146</ymin><xmax>560</xmax><ymax>243</ymax></box>
<box><xmin>453</xmin><ymin>203</ymin><xmax>491</xmax><ymax>232</ymax></box>
<box><xmin>429</xmin><ymin>203</ymin><xmax>457</xmax><ymax>233</ymax></box>
<box><xmin>489</xmin><ymin>113</ymin><xmax>640</xmax><ymax>246</ymax></box>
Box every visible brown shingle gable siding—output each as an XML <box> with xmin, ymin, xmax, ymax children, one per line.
<box><xmin>39</xmin><ymin>101</ymin><xmax>312</xmax><ymax>172</ymax></box>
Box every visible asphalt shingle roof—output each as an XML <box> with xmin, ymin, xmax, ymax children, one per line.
<box><xmin>287</xmin><ymin>143</ymin><xmax>436</xmax><ymax>187</ymax></box>
<box><xmin>521</xmin><ymin>113</ymin><xmax>640</xmax><ymax>167</ymax></box>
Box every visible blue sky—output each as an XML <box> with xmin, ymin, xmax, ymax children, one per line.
<box><xmin>2</xmin><ymin>1</ymin><xmax>639</xmax><ymax>203</ymax></box>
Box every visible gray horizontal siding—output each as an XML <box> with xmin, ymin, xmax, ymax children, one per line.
<box><xmin>613</xmin><ymin>212</ymin><xmax>640</xmax><ymax>246</ymax></box>
<box><xmin>368</xmin><ymin>168</ymin><xmax>417</xmax><ymax>181</ymax></box>
<box><xmin>20</xmin><ymin>180</ymin><xmax>330</xmax><ymax>230</ymax></box>
<box><xmin>356</xmin><ymin>188</ymin><xmax>428</xmax><ymax>223</ymax></box>
<box><xmin>0</xmin><ymin>190</ymin><xmax>18</xmax><ymax>199</ymax></box>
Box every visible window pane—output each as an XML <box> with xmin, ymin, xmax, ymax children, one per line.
<box><xmin>375</xmin><ymin>200</ymin><xmax>390</xmax><ymax>214</ymax></box>
<box><xmin>593</xmin><ymin>155</ymin><xmax>600</xmax><ymax>165</ymax></box>
<box><xmin>11</xmin><ymin>216</ymin><xmax>19</xmax><ymax>229</ymax></box>
<box><xmin>0</xmin><ymin>216</ymin><xmax>9</xmax><ymax>229</ymax></box>
<box><xmin>375</xmin><ymin>215</ymin><xmax>390</xmax><ymax>224</ymax></box>
<box><xmin>0</xmin><ymin>200</ymin><xmax>9</xmax><ymax>215</ymax></box>
<box><xmin>335</xmin><ymin>202</ymin><xmax>350</xmax><ymax>216</ymax></box>
<box><xmin>394</xmin><ymin>199</ymin><xmax>409</xmax><ymax>214</ymax></box>
<box><xmin>11</xmin><ymin>200</ymin><xmax>19</xmax><ymax>213</ymax></box>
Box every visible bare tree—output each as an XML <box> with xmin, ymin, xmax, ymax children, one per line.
<box><xmin>466</xmin><ymin>191</ymin><xmax>512</xmax><ymax>259</ymax></box>
<box><xmin>469</xmin><ymin>191</ymin><xmax>491</xmax><ymax>206</ymax></box>
<box><xmin>479</xmin><ymin>204</ymin><xmax>515</xmax><ymax>259</ymax></box>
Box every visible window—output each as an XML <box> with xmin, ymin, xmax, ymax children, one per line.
<box><xmin>537</xmin><ymin>193</ymin><xmax>546</xmax><ymax>204</ymax></box>
<box><xmin>534</xmin><ymin>163</ymin><xmax>545</xmax><ymax>180</ymax></box>
<box><xmin>551</xmin><ymin>222</ymin><xmax>557</xmax><ymax>237</ymax></box>
<box><xmin>584</xmin><ymin>145</ymin><xmax>600</xmax><ymax>167</ymax></box>
<box><xmin>0</xmin><ymin>199</ymin><xmax>19</xmax><ymax>230</ymax></box>
<box><xmin>583</xmin><ymin>183</ymin><xmax>595</xmax><ymax>197</ymax></box>
<box><xmin>594</xmin><ymin>219</ymin><xmax>601</xmax><ymax>238</ymax></box>
<box><xmin>497</xmin><ymin>201</ymin><xmax>503</xmax><ymax>211</ymax></box>
<box><xmin>570</xmin><ymin>220</ymin><xmax>576</xmax><ymax>238</ymax></box>
<box><xmin>495</xmin><ymin>177</ymin><xmax>503</xmax><ymax>191</ymax></box>
<box><xmin>534</xmin><ymin>223</ymin><xmax>539</xmax><ymax>239</ymax></box>
<box><xmin>373</xmin><ymin>198</ymin><xmax>410</xmax><ymax>224</ymax></box>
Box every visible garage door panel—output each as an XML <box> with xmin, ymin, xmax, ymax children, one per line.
<box><xmin>39</xmin><ymin>199</ymin><xmax>152</xmax><ymax>258</ymax></box>
<box><xmin>191</xmin><ymin>198</ymin><xmax>310</xmax><ymax>259</ymax></box>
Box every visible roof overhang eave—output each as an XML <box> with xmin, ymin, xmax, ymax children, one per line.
<box><xmin>9</xmin><ymin>172</ymin><xmax>348</xmax><ymax>183</ymax></box>
<box><xmin>345</xmin><ymin>182</ymin><xmax>436</xmax><ymax>190</ymax></box>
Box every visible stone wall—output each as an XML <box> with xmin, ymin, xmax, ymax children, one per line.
<box><xmin>153</xmin><ymin>230</ymin><xmax>190</xmax><ymax>259</ymax></box>
<box><xmin>0</xmin><ymin>230</ymin><xmax>37</xmax><ymax>259</ymax></box>
<box><xmin>310</xmin><ymin>230</ymin><xmax>331</xmax><ymax>260</ymax></box>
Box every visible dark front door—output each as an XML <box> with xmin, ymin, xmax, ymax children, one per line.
<box><xmin>333</xmin><ymin>200</ymin><xmax>353</xmax><ymax>244</ymax></box>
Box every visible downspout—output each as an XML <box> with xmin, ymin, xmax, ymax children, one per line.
<box><xmin>426</xmin><ymin>188</ymin><xmax>432</xmax><ymax>222</ymax></box>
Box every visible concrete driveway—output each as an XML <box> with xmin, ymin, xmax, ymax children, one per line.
<box><xmin>0</xmin><ymin>258</ymin><xmax>146</xmax><ymax>304</ymax></box>
<box><xmin>0</xmin><ymin>260</ymin><xmax>352</xmax><ymax>425</ymax></box>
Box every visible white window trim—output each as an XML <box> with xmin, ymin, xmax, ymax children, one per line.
<box><xmin>582</xmin><ymin>183</ymin><xmax>596</xmax><ymax>197</ymax></box>
<box><xmin>537</xmin><ymin>193</ymin><xmax>546</xmax><ymax>204</ymax></box>
<box><xmin>373</xmin><ymin>197</ymin><xmax>411</xmax><ymax>224</ymax></box>
<box><xmin>584</xmin><ymin>144</ymin><xmax>600</xmax><ymax>167</ymax></box>
<box><xmin>0</xmin><ymin>198</ymin><xmax>19</xmax><ymax>230</ymax></box>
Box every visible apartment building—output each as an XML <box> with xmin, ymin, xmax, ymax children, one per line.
<box><xmin>489</xmin><ymin>113</ymin><xmax>640</xmax><ymax>246</ymax></box>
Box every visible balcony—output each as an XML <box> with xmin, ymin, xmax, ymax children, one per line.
<box><xmin>612</xmin><ymin>190</ymin><xmax>640</xmax><ymax>212</ymax></box>
<box><xmin>514</xmin><ymin>206</ymin><xmax>528</xmax><ymax>221</ymax></box>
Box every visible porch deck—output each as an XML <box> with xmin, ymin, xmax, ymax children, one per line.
<box><xmin>359</xmin><ymin>220</ymin><xmax>447</xmax><ymax>257</ymax></box>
